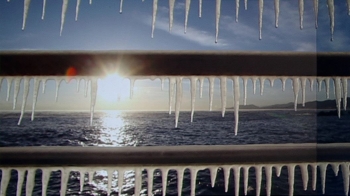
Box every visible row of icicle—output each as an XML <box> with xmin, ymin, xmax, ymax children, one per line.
<box><xmin>0</xmin><ymin>76</ymin><xmax>348</xmax><ymax>134</ymax></box>
<box><xmin>0</xmin><ymin>162</ymin><xmax>350</xmax><ymax>196</ymax></box>
<box><xmin>11</xmin><ymin>0</ymin><xmax>347</xmax><ymax>41</ymax></box>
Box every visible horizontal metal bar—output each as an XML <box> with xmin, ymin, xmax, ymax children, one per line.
<box><xmin>0</xmin><ymin>144</ymin><xmax>349</xmax><ymax>167</ymax></box>
<box><xmin>0</xmin><ymin>51</ymin><xmax>349</xmax><ymax>76</ymax></box>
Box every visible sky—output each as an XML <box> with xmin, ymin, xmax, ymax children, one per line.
<box><xmin>0</xmin><ymin>0</ymin><xmax>350</xmax><ymax>111</ymax></box>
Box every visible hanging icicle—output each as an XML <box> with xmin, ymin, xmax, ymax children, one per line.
<box><xmin>75</xmin><ymin>0</ymin><xmax>81</xmax><ymax>21</ymax></box>
<box><xmin>233</xmin><ymin>77</ymin><xmax>240</xmax><ymax>135</ymax></box>
<box><xmin>169</xmin><ymin>0</ymin><xmax>175</xmax><ymax>31</ymax></box>
<box><xmin>299</xmin><ymin>0</ymin><xmax>304</xmax><ymax>29</ymax></box>
<box><xmin>120</xmin><ymin>0</ymin><xmax>124</xmax><ymax>13</ymax></box>
<box><xmin>190</xmin><ymin>77</ymin><xmax>197</xmax><ymax>122</ymax></box>
<box><xmin>60</xmin><ymin>0</ymin><xmax>69</xmax><ymax>36</ymax></box>
<box><xmin>31</xmin><ymin>77</ymin><xmax>40</xmax><ymax>121</ymax></box>
<box><xmin>292</xmin><ymin>77</ymin><xmax>300</xmax><ymax>111</ymax></box>
<box><xmin>6</xmin><ymin>77</ymin><xmax>13</xmax><ymax>101</ymax></box>
<box><xmin>258</xmin><ymin>0</ymin><xmax>264</xmax><ymax>40</ymax></box>
<box><xmin>199</xmin><ymin>0</ymin><xmax>202</xmax><ymax>17</ymax></box>
<box><xmin>220</xmin><ymin>76</ymin><xmax>227</xmax><ymax>117</ymax></box>
<box><xmin>235</xmin><ymin>0</ymin><xmax>240</xmax><ymax>22</ymax></box>
<box><xmin>169</xmin><ymin>77</ymin><xmax>176</xmax><ymax>114</ymax></box>
<box><xmin>175</xmin><ymin>77</ymin><xmax>183</xmax><ymax>128</ymax></box>
<box><xmin>274</xmin><ymin>0</ymin><xmax>279</xmax><ymax>27</ymax></box>
<box><xmin>342</xmin><ymin>78</ymin><xmax>348</xmax><ymax>110</ymax></box>
<box><xmin>13</xmin><ymin>77</ymin><xmax>22</xmax><ymax>110</ymax></box>
<box><xmin>209</xmin><ymin>77</ymin><xmax>215</xmax><ymax>111</ymax></box>
<box><xmin>22</xmin><ymin>0</ymin><xmax>31</xmax><ymax>30</ymax></box>
<box><xmin>90</xmin><ymin>78</ymin><xmax>98</xmax><ymax>126</ymax></box>
<box><xmin>215</xmin><ymin>0</ymin><xmax>221</xmax><ymax>43</ymax></box>
<box><xmin>185</xmin><ymin>0</ymin><xmax>191</xmax><ymax>33</ymax></box>
<box><xmin>327</xmin><ymin>0</ymin><xmax>335</xmax><ymax>41</ymax></box>
<box><xmin>151</xmin><ymin>0</ymin><xmax>158</xmax><ymax>38</ymax></box>
<box><xmin>42</xmin><ymin>0</ymin><xmax>46</xmax><ymax>19</ymax></box>
<box><xmin>313</xmin><ymin>0</ymin><xmax>319</xmax><ymax>28</ymax></box>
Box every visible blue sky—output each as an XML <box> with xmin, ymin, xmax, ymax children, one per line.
<box><xmin>0</xmin><ymin>0</ymin><xmax>350</xmax><ymax>111</ymax></box>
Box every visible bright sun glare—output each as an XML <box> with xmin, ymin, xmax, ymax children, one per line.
<box><xmin>98</xmin><ymin>73</ymin><xmax>131</xmax><ymax>103</ymax></box>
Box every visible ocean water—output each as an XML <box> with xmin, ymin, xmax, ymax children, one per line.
<box><xmin>0</xmin><ymin>110</ymin><xmax>349</xmax><ymax>196</ymax></box>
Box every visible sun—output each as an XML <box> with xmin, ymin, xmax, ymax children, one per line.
<box><xmin>98</xmin><ymin>73</ymin><xmax>131</xmax><ymax>103</ymax></box>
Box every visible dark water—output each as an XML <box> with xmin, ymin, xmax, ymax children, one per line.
<box><xmin>0</xmin><ymin>110</ymin><xmax>349</xmax><ymax>196</ymax></box>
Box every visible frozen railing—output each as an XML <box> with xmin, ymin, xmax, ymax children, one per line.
<box><xmin>0</xmin><ymin>144</ymin><xmax>350</xmax><ymax>196</ymax></box>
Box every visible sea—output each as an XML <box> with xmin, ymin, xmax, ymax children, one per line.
<box><xmin>0</xmin><ymin>110</ymin><xmax>350</xmax><ymax>196</ymax></box>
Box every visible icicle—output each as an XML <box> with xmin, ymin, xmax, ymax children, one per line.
<box><xmin>199</xmin><ymin>0</ymin><xmax>202</xmax><ymax>17</ymax></box>
<box><xmin>190</xmin><ymin>168</ymin><xmax>198</xmax><ymax>196</ymax></box>
<box><xmin>6</xmin><ymin>77</ymin><xmax>13</xmax><ymax>101</ymax></box>
<box><xmin>243</xmin><ymin>166</ymin><xmax>249</xmax><ymax>195</ymax></box>
<box><xmin>268</xmin><ymin>77</ymin><xmax>275</xmax><ymax>87</ymax></box>
<box><xmin>184</xmin><ymin>0</ymin><xmax>191</xmax><ymax>33</ymax></box>
<box><xmin>107</xmin><ymin>169</ymin><xmax>114</xmax><ymax>195</ymax></box>
<box><xmin>190</xmin><ymin>77</ymin><xmax>198</xmax><ymax>122</ymax></box>
<box><xmin>118</xmin><ymin>169</ymin><xmax>124</xmax><ymax>195</ymax></box>
<box><xmin>235</xmin><ymin>0</ymin><xmax>239</xmax><ymax>22</ymax></box>
<box><xmin>215</xmin><ymin>0</ymin><xmax>221</xmax><ymax>43</ymax></box>
<box><xmin>342</xmin><ymin>78</ymin><xmax>348</xmax><ymax>110</ymax></box>
<box><xmin>13</xmin><ymin>77</ymin><xmax>21</xmax><ymax>110</ymax></box>
<box><xmin>60</xmin><ymin>0</ymin><xmax>69</xmax><ymax>36</ymax></box>
<box><xmin>233</xmin><ymin>166</ymin><xmax>241</xmax><ymax>196</ymax></box>
<box><xmin>252</xmin><ymin>77</ymin><xmax>257</xmax><ymax>94</ymax></box>
<box><xmin>134</xmin><ymin>168</ymin><xmax>142</xmax><ymax>196</ymax></box>
<box><xmin>244</xmin><ymin>0</ymin><xmax>247</xmax><ymax>10</ymax></box>
<box><xmin>79</xmin><ymin>169</ymin><xmax>85</xmax><ymax>192</ymax></box>
<box><xmin>22</xmin><ymin>0</ymin><xmax>31</xmax><ymax>30</ymax></box>
<box><xmin>325</xmin><ymin>78</ymin><xmax>330</xmax><ymax>99</ymax></box>
<box><xmin>334</xmin><ymin>77</ymin><xmax>342</xmax><ymax>118</ymax></box>
<box><xmin>42</xmin><ymin>78</ymin><xmax>47</xmax><ymax>93</ymax></box>
<box><xmin>177</xmin><ymin>168</ymin><xmax>184</xmax><ymax>196</ymax></box>
<box><xmin>258</xmin><ymin>0</ymin><xmax>263</xmax><ymax>40</ymax></box>
<box><xmin>90</xmin><ymin>78</ymin><xmax>98</xmax><ymax>126</ymax></box>
<box><xmin>348</xmin><ymin>0</ymin><xmax>350</xmax><ymax>15</ymax></box>
<box><xmin>16</xmin><ymin>169</ymin><xmax>25</xmax><ymax>196</ymax></box>
<box><xmin>292</xmin><ymin>78</ymin><xmax>300</xmax><ymax>111</ymax></box>
<box><xmin>300</xmin><ymin>164</ymin><xmax>309</xmax><ymax>191</ymax></box>
<box><xmin>169</xmin><ymin>0</ymin><xmax>175</xmax><ymax>31</ymax></box>
<box><xmin>314</xmin><ymin>0</ymin><xmax>319</xmax><ymax>28</ymax></box>
<box><xmin>330</xmin><ymin>163</ymin><xmax>339</xmax><ymax>176</ymax></box>
<box><xmin>255</xmin><ymin>166</ymin><xmax>262</xmax><ymax>196</ymax></box>
<box><xmin>220</xmin><ymin>77</ymin><xmax>227</xmax><ymax>117</ymax></box>
<box><xmin>223</xmin><ymin>166</ymin><xmax>230</xmax><ymax>193</ymax></box>
<box><xmin>265</xmin><ymin>165</ymin><xmax>272</xmax><ymax>196</ymax></box>
<box><xmin>60</xmin><ymin>169</ymin><xmax>69</xmax><ymax>196</ymax></box>
<box><xmin>311</xmin><ymin>164</ymin><xmax>317</xmax><ymax>191</ymax></box>
<box><xmin>243</xmin><ymin>77</ymin><xmax>247</xmax><ymax>105</ymax></box>
<box><xmin>31</xmin><ymin>77</ymin><xmax>40</xmax><ymax>121</ymax></box>
<box><xmin>327</xmin><ymin>0</ymin><xmax>335</xmax><ymax>41</ymax></box>
<box><xmin>88</xmin><ymin>171</ymin><xmax>94</xmax><ymax>183</ymax></box>
<box><xmin>18</xmin><ymin>77</ymin><xmax>30</xmax><ymax>125</ymax></box>
<box><xmin>147</xmin><ymin>168</ymin><xmax>154</xmax><ymax>196</ymax></box>
<box><xmin>319</xmin><ymin>163</ymin><xmax>327</xmax><ymax>194</ymax></box>
<box><xmin>209</xmin><ymin>167</ymin><xmax>217</xmax><ymax>188</ymax></box>
<box><xmin>274</xmin><ymin>0</ymin><xmax>279</xmax><ymax>27</ymax></box>
<box><xmin>209</xmin><ymin>77</ymin><xmax>214</xmax><ymax>111</ymax></box>
<box><xmin>287</xmin><ymin>165</ymin><xmax>295</xmax><ymax>196</ymax></box>
<box><xmin>42</xmin><ymin>0</ymin><xmax>46</xmax><ymax>19</ymax></box>
<box><xmin>161</xmin><ymin>78</ymin><xmax>165</xmax><ymax>90</ymax></box>
<box><xmin>161</xmin><ymin>168</ymin><xmax>169</xmax><ymax>196</ymax></box>
<box><xmin>275</xmin><ymin>165</ymin><xmax>282</xmax><ymax>177</ymax></box>
<box><xmin>318</xmin><ymin>78</ymin><xmax>324</xmax><ymax>92</ymax></box>
<box><xmin>120</xmin><ymin>0</ymin><xmax>124</xmax><ymax>13</ymax></box>
<box><xmin>281</xmin><ymin>77</ymin><xmax>287</xmax><ymax>91</ymax></box>
<box><xmin>76</xmin><ymin>78</ymin><xmax>81</xmax><ymax>92</ymax></box>
<box><xmin>151</xmin><ymin>0</ymin><xmax>158</xmax><ymax>38</ymax></box>
<box><xmin>0</xmin><ymin>169</ymin><xmax>10</xmax><ymax>196</ymax></box>
<box><xmin>75</xmin><ymin>0</ymin><xmax>81</xmax><ymax>21</ymax></box>
<box><xmin>169</xmin><ymin>77</ymin><xmax>176</xmax><ymax>114</ymax></box>
<box><xmin>199</xmin><ymin>78</ymin><xmax>204</xmax><ymax>98</ymax></box>
<box><xmin>130</xmin><ymin>78</ymin><xmax>135</xmax><ymax>99</ymax></box>
<box><xmin>0</xmin><ymin>78</ymin><xmax>3</xmax><ymax>93</ymax></box>
<box><xmin>55</xmin><ymin>78</ymin><xmax>62</xmax><ymax>102</ymax></box>
<box><xmin>259</xmin><ymin>77</ymin><xmax>265</xmax><ymax>95</ymax></box>
<box><xmin>89</xmin><ymin>0</ymin><xmax>92</xmax><ymax>4</ymax></box>
<box><xmin>341</xmin><ymin>163</ymin><xmax>350</xmax><ymax>196</ymax></box>
<box><xmin>233</xmin><ymin>77</ymin><xmax>240</xmax><ymax>135</ymax></box>
<box><xmin>42</xmin><ymin>169</ymin><xmax>51</xmax><ymax>196</ymax></box>
<box><xmin>301</xmin><ymin>78</ymin><xmax>306</xmax><ymax>107</ymax></box>
<box><xmin>299</xmin><ymin>0</ymin><xmax>304</xmax><ymax>29</ymax></box>
<box><xmin>309</xmin><ymin>77</ymin><xmax>315</xmax><ymax>91</ymax></box>
<box><xmin>26</xmin><ymin>169</ymin><xmax>36</xmax><ymax>196</ymax></box>
<box><xmin>175</xmin><ymin>77</ymin><xmax>183</xmax><ymax>128</ymax></box>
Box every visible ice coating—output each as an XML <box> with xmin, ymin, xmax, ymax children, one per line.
<box><xmin>17</xmin><ymin>169</ymin><xmax>25</xmax><ymax>196</ymax></box>
<box><xmin>327</xmin><ymin>0</ymin><xmax>334</xmax><ymax>41</ymax></box>
<box><xmin>299</xmin><ymin>0</ymin><xmax>304</xmax><ymax>29</ymax></box>
<box><xmin>255</xmin><ymin>165</ymin><xmax>262</xmax><ymax>196</ymax></box>
<box><xmin>199</xmin><ymin>77</ymin><xmax>204</xmax><ymax>98</ymax></box>
<box><xmin>199</xmin><ymin>0</ymin><xmax>202</xmax><ymax>17</ymax></box>
<box><xmin>22</xmin><ymin>0</ymin><xmax>31</xmax><ymax>30</ymax></box>
<box><xmin>169</xmin><ymin>77</ymin><xmax>176</xmax><ymax>114</ymax></box>
<box><xmin>292</xmin><ymin>77</ymin><xmax>300</xmax><ymax>111</ymax></box>
<box><xmin>0</xmin><ymin>169</ymin><xmax>10</xmax><ymax>196</ymax></box>
<box><xmin>243</xmin><ymin>77</ymin><xmax>248</xmax><ymax>105</ymax></box>
<box><xmin>151</xmin><ymin>0</ymin><xmax>158</xmax><ymax>38</ymax></box>
<box><xmin>342</xmin><ymin>78</ymin><xmax>348</xmax><ymax>110</ymax></box>
<box><xmin>287</xmin><ymin>164</ymin><xmax>295</xmax><ymax>196</ymax></box>
<box><xmin>190</xmin><ymin>168</ymin><xmax>198</xmax><ymax>196</ymax></box>
<box><xmin>185</xmin><ymin>0</ymin><xmax>191</xmax><ymax>33</ymax></box>
<box><xmin>6</xmin><ymin>77</ymin><xmax>13</xmax><ymax>101</ymax></box>
<box><xmin>236</xmin><ymin>0</ymin><xmax>239</xmax><ymax>22</ymax></box>
<box><xmin>301</xmin><ymin>77</ymin><xmax>306</xmax><ymax>107</ymax></box>
<box><xmin>42</xmin><ymin>0</ymin><xmax>46</xmax><ymax>19</ymax></box>
<box><xmin>120</xmin><ymin>0</ymin><xmax>124</xmax><ymax>13</ymax></box>
<box><xmin>274</xmin><ymin>0</ymin><xmax>279</xmax><ymax>27</ymax></box>
<box><xmin>258</xmin><ymin>0</ymin><xmax>264</xmax><ymax>40</ymax></box>
<box><xmin>90</xmin><ymin>78</ymin><xmax>98</xmax><ymax>126</ymax></box>
<box><xmin>220</xmin><ymin>77</ymin><xmax>227</xmax><ymax>117</ymax></box>
<box><xmin>169</xmin><ymin>0</ymin><xmax>175</xmax><ymax>31</ymax></box>
<box><xmin>161</xmin><ymin>168</ymin><xmax>169</xmax><ymax>196</ymax></box>
<box><xmin>314</xmin><ymin>0</ymin><xmax>319</xmax><ymax>28</ymax></box>
<box><xmin>177</xmin><ymin>168</ymin><xmax>184</xmax><ymax>196</ymax></box>
<box><xmin>26</xmin><ymin>169</ymin><xmax>35</xmax><ymax>196</ymax></box>
<box><xmin>175</xmin><ymin>77</ymin><xmax>183</xmax><ymax>128</ymax></box>
<box><xmin>190</xmin><ymin>77</ymin><xmax>198</xmax><ymax>122</ymax></box>
<box><xmin>18</xmin><ymin>77</ymin><xmax>30</xmax><ymax>125</ymax></box>
<box><xmin>233</xmin><ymin>77</ymin><xmax>240</xmax><ymax>135</ymax></box>
<box><xmin>75</xmin><ymin>0</ymin><xmax>81</xmax><ymax>21</ymax></box>
<box><xmin>265</xmin><ymin>165</ymin><xmax>272</xmax><ymax>196</ymax></box>
<box><xmin>209</xmin><ymin>77</ymin><xmax>215</xmax><ymax>111</ymax></box>
<box><xmin>31</xmin><ymin>77</ymin><xmax>40</xmax><ymax>121</ymax></box>
<box><xmin>13</xmin><ymin>77</ymin><xmax>21</xmax><ymax>110</ymax></box>
<box><xmin>60</xmin><ymin>0</ymin><xmax>68</xmax><ymax>36</ymax></box>
<box><xmin>215</xmin><ymin>0</ymin><xmax>221</xmax><ymax>43</ymax></box>
<box><xmin>300</xmin><ymin>163</ymin><xmax>309</xmax><ymax>190</ymax></box>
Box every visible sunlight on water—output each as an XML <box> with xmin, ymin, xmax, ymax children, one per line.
<box><xmin>98</xmin><ymin>110</ymin><xmax>128</xmax><ymax>147</ymax></box>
